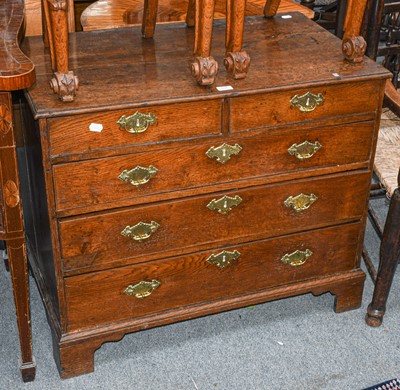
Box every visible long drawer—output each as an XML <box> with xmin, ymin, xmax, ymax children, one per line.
<box><xmin>48</xmin><ymin>99</ymin><xmax>222</xmax><ymax>158</ymax></box>
<box><xmin>230</xmin><ymin>81</ymin><xmax>380</xmax><ymax>133</ymax></box>
<box><xmin>53</xmin><ymin>121</ymin><xmax>374</xmax><ymax>214</ymax></box>
<box><xmin>59</xmin><ymin>171</ymin><xmax>370</xmax><ymax>272</ymax></box>
<box><xmin>64</xmin><ymin>222</ymin><xmax>361</xmax><ymax>331</ymax></box>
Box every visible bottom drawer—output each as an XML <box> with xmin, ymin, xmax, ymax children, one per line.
<box><xmin>65</xmin><ymin>222</ymin><xmax>361</xmax><ymax>331</ymax></box>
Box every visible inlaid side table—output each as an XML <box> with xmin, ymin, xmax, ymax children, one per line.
<box><xmin>0</xmin><ymin>0</ymin><xmax>37</xmax><ymax>382</ymax></box>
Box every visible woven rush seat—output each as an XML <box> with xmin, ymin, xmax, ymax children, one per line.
<box><xmin>376</xmin><ymin>109</ymin><xmax>400</xmax><ymax>197</ymax></box>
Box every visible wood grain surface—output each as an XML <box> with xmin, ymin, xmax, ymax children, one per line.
<box><xmin>65</xmin><ymin>222</ymin><xmax>362</xmax><ymax>331</ymax></box>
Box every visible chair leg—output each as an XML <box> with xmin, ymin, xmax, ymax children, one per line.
<box><xmin>45</xmin><ymin>0</ymin><xmax>79</xmax><ymax>102</ymax></box>
<box><xmin>263</xmin><ymin>0</ymin><xmax>282</xmax><ymax>18</ymax></box>
<box><xmin>366</xmin><ymin>187</ymin><xmax>400</xmax><ymax>326</ymax></box>
<box><xmin>186</xmin><ymin>0</ymin><xmax>196</xmax><ymax>27</ymax></box>
<box><xmin>142</xmin><ymin>0</ymin><xmax>159</xmax><ymax>38</ymax></box>
<box><xmin>341</xmin><ymin>0</ymin><xmax>368</xmax><ymax>63</ymax></box>
<box><xmin>191</xmin><ymin>0</ymin><xmax>219</xmax><ymax>85</ymax></box>
<box><xmin>224</xmin><ymin>0</ymin><xmax>250</xmax><ymax>80</ymax></box>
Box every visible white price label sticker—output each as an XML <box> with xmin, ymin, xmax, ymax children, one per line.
<box><xmin>216</xmin><ymin>85</ymin><xmax>234</xmax><ymax>91</ymax></box>
<box><xmin>89</xmin><ymin>123</ymin><xmax>103</xmax><ymax>132</ymax></box>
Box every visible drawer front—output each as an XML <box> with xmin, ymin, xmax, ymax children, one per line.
<box><xmin>64</xmin><ymin>222</ymin><xmax>361</xmax><ymax>331</ymax></box>
<box><xmin>230</xmin><ymin>81</ymin><xmax>379</xmax><ymax>133</ymax></box>
<box><xmin>59</xmin><ymin>171</ymin><xmax>370</xmax><ymax>272</ymax></box>
<box><xmin>49</xmin><ymin>100</ymin><xmax>222</xmax><ymax>157</ymax></box>
<box><xmin>53</xmin><ymin>121</ymin><xmax>374</xmax><ymax>214</ymax></box>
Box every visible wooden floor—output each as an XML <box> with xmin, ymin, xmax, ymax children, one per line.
<box><xmin>81</xmin><ymin>0</ymin><xmax>314</xmax><ymax>31</ymax></box>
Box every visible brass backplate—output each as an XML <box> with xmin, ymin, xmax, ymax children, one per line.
<box><xmin>207</xmin><ymin>195</ymin><xmax>242</xmax><ymax>214</ymax></box>
<box><xmin>206</xmin><ymin>143</ymin><xmax>242</xmax><ymax>164</ymax></box>
<box><xmin>206</xmin><ymin>250</ymin><xmax>241</xmax><ymax>269</ymax></box>
<box><xmin>284</xmin><ymin>193</ymin><xmax>318</xmax><ymax>212</ymax></box>
<box><xmin>290</xmin><ymin>92</ymin><xmax>325</xmax><ymax>112</ymax></box>
<box><xmin>288</xmin><ymin>140</ymin><xmax>322</xmax><ymax>160</ymax></box>
<box><xmin>124</xmin><ymin>280</ymin><xmax>160</xmax><ymax>298</ymax></box>
<box><xmin>117</xmin><ymin>111</ymin><xmax>157</xmax><ymax>133</ymax></box>
<box><xmin>281</xmin><ymin>249</ymin><xmax>313</xmax><ymax>267</ymax></box>
<box><xmin>118</xmin><ymin>165</ymin><xmax>158</xmax><ymax>187</ymax></box>
<box><xmin>121</xmin><ymin>221</ymin><xmax>160</xmax><ymax>241</ymax></box>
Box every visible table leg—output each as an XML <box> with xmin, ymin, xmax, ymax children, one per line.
<box><xmin>0</xmin><ymin>92</ymin><xmax>36</xmax><ymax>382</ymax></box>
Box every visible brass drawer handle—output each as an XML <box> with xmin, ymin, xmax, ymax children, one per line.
<box><xmin>118</xmin><ymin>165</ymin><xmax>158</xmax><ymax>187</ymax></box>
<box><xmin>284</xmin><ymin>193</ymin><xmax>318</xmax><ymax>212</ymax></box>
<box><xmin>288</xmin><ymin>140</ymin><xmax>322</xmax><ymax>160</ymax></box>
<box><xmin>207</xmin><ymin>195</ymin><xmax>242</xmax><ymax>215</ymax></box>
<box><xmin>281</xmin><ymin>249</ymin><xmax>313</xmax><ymax>267</ymax></box>
<box><xmin>290</xmin><ymin>92</ymin><xmax>324</xmax><ymax>112</ymax></box>
<box><xmin>121</xmin><ymin>221</ymin><xmax>160</xmax><ymax>241</ymax></box>
<box><xmin>117</xmin><ymin>111</ymin><xmax>157</xmax><ymax>134</ymax></box>
<box><xmin>207</xmin><ymin>250</ymin><xmax>240</xmax><ymax>269</ymax></box>
<box><xmin>124</xmin><ymin>280</ymin><xmax>160</xmax><ymax>298</ymax></box>
<box><xmin>206</xmin><ymin>143</ymin><xmax>242</xmax><ymax>164</ymax></box>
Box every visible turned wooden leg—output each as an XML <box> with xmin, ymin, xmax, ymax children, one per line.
<box><xmin>46</xmin><ymin>0</ymin><xmax>79</xmax><ymax>102</ymax></box>
<box><xmin>341</xmin><ymin>0</ymin><xmax>368</xmax><ymax>63</ymax></box>
<box><xmin>8</xmin><ymin>238</ymin><xmax>36</xmax><ymax>382</ymax></box>
<box><xmin>366</xmin><ymin>187</ymin><xmax>400</xmax><ymax>327</ymax></box>
<box><xmin>224</xmin><ymin>0</ymin><xmax>250</xmax><ymax>80</ymax></box>
<box><xmin>142</xmin><ymin>0</ymin><xmax>159</xmax><ymax>38</ymax></box>
<box><xmin>331</xmin><ymin>276</ymin><xmax>365</xmax><ymax>313</ymax></box>
<box><xmin>263</xmin><ymin>0</ymin><xmax>282</xmax><ymax>18</ymax></box>
<box><xmin>191</xmin><ymin>0</ymin><xmax>219</xmax><ymax>86</ymax></box>
<box><xmin>186</xmin><ymin>0</ymin><xmax>196</xmax><ymax>27</ymax></box>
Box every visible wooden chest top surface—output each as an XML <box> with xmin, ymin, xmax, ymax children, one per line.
<box><xmin>22</xmin><ymin>12</ymin><xmax>389</xmax><ymax>118</ymax></box>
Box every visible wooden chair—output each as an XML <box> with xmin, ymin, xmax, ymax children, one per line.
<box><xmin>42</xmin><ymin>0</ymin><xmax>366</xmax><ymax>101</ymax></box>
<box><xmin>0</xmin><ymin>0</ymin><xmax>37</xmax><ymax>381</ymax></box>
<box><xmin>350</xmin><ymin>0</ymin><xmax>400</xmax><ymax>326</ymax></box>
<box><xmin>365</xmin><ymin>140</ymin><xmax>400</xmax><ymax>327</ymax></box>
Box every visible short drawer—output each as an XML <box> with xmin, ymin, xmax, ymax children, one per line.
<box><xmin>230</xmin><ymin>81</ymin><xmax>380</xmax><ymax>133</ymax></box>
<box><xmin>59</xmin><ymin>171</ymin><xmax>370</xmax><ymax>272</ymax></box>
<box><xmin>64</xmin><ymin>222</ymin><xmax>361</xmax><ymax>331</ymax></box>
<box><xmin>48</xmin><ymin>100</ymin><xmax>222</xmax><ymax>157</ymax></box>
<box><xmin>53</xmin><ymin>121</ymin><xmax>374</xmax><ymax>214</ymax></box>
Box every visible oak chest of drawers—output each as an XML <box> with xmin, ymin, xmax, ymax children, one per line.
<box><xmin>19</xmin><ymin>14</ymin><xmax>390</xmax><ymax>378</ymax></box>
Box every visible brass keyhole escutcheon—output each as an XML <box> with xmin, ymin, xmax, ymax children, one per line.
<box><xmin>290</xmin><ymin>92</ymin><xmax>325</xmax><ymax>112</ymax></box>
<box><xmin>207</xmin><ymin>195</ymin><xmax>242</xmax><ymax>215</ymax></box>
<box><xmin>118</xmin><ymin>165</ymin><xmax>158</xmax><ymax>187</ymax></box>
<box><xmin>117</xmin><ymin>111</ymin><xmax>157</xmax><ymax>134</ymax></box>
<box><xmin>281</xmin><ymin>249</ymin><xmax>313</xmax><ymax>267</ymax></box>
<box><xmin>121</xmin><ymin>221</ymin><xmax>160</xmax><ymax>241</ymax></box>
<box><xmin>206</xmin><ymin>143</ymin><xmax>242</xmax><ymax>164</ymax></box>
<box><xmin>206</xmin><ymin>250</ymin><xmax>241</xmax><ymax>269</ymax></box>
<box><xmin>124</xmin><ymin>280</ymin><xmax>160</xmax><ymax>298</ymax></box>
<box><xmin>284</xmin><ymin>193</ymin><xmax>318</xmax><ymax>212</ymax></box>
<box><xmin>288</xmin><ymin>140</ymin><xmax>322</xmax><ymax>160</ymax></box>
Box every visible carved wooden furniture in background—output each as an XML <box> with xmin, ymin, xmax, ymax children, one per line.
<box><xmin>20</xmin><ymin>13</ymin><xmax>389</xmax><ymax>378</ymax></box>
<box><xmin>191</xmin><ymin>0</ymin><xmax>250</xmax><ymax>85</ymax></box>
<box><xmin>0</xmin><ymin>0</ymin><xmax>36</xmax><ymax>382</ymax></box>
<box><xmin>42</xmin><ymin>0</ymin><xmax>364</xmax><ymax>100</ymax></box>
<box><xmin>80</xmin><ymin>0</ymin><xmax>314</xmax><ymax>31</ymax></box>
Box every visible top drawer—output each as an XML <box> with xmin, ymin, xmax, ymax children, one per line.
<box><xmin>230</xmin><ymin>81</ymin><xmax>380</xmax><ymax>133</ymax></box>
<box><xmin>48</xmin><ymin>99</ymin><xmax>222</xmax><ymax>158</ymax></box>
